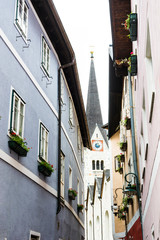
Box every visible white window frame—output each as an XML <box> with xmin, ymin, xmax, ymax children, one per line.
<box><xmin>29</xmin><ymin>230</ymin><xmax>41</xmax><ymax>240</ymax></box>
<box><xmin>77</xmin><ymin>126</ymin><xmax>81</xmax><ymax>150</ymax></box>
<box><xmin>69</xmin><ymin>166</ymin><xmax>72</xmax><ymax>189</ymax></box>
<box><xmin>77</xmin><ymin>178</ymin><xmax>80</xmax><ymax>204</ymax></box>
<box><xmin>41</xmin><ymin>37</ymin><xmax>50</xmax><ymax>76</ymax></box>
<box><xmin>60</xmin><ymin>151</ymin><xmax>65</xmax><ymax>198</ymax></box>
<box><xmin>39</xmin><ymin>122</ymin><xmax>49</xmax><ymax>162</ymax></box>
<box><xmin>69</xmin><ymin>97</ymin><xmax>74</xmax><ymax>127</ymax></box>
<box><xmin>15</xmin><ymin>0</ymin><xmax>28</xmax><ymax>38</ymax></box>
<box><xmin>60</xmin><ymin>72</ymin><xmax>64</xmax><ymax>105</ymax></box>
<box><xmin>10</xmin><ymin>90</ymin><xmax>25</xmax><ymax>138</ymax></box>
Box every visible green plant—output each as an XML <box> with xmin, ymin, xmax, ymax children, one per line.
<box><xmin>10</xmin><ymin>131</ymin><xmax>30</xmax><ymax>152</ymax></box>
<box><xmin>68</xmin><ymin>188</ymin><xmax>77</xmax><ymax>197</ymax></box>
<box><xmin>39</xmin><ymin>160</ymin><xmax>54</xmax><ymax>172</ymax></box>
<box><xmin>122</xmin><ymin>13</ymin><xmax>131</xmax><ymax>38</ymax></box>
<box><xmin>116</xmin><ymin>153</ymin><xmax>124</xmax><ymax>162</ymax></box>
<box><xmin>118</xmin><ymin>167</ymin><xmax>123</xmax><ymax>174</ymax></box>
<box><xmin>121</xmin><ymin>116</ymin><xmax>129</xmax><ymax>126</ymax></box>
<box><xmin>131</xmin><ymin>184</ymin><xmax>136</xmax><ymax>189</ymax></box>
<box><xmin>77</xmin><ymin>204</ymin><xmax>84</xmax><ymax>211</ymax></box>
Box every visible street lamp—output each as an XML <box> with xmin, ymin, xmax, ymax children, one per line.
<box><xmin>123</xmin><ymin>172</ymin><xmax>139</xmax><ymax>196</ymax></box>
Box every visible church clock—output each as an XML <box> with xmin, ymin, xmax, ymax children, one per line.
<box><xmin>92</xmin><ymin>140</ymin><xmax>103</xmax><ymax>151</ymax></box>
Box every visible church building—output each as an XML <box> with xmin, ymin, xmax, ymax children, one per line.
<box><xmin>84</xmin><ymin>52</ymin><xmax>113</xmax><ymax>240</ymax></box>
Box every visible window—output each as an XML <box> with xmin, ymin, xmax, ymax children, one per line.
<box><xmin>60</xmin><ymin>72</ymin><xmax>64</xmax><ymax>104</ymax></box>
<box><xmin>39</xmin><ymin>123</ymin><xmax>49</xmax><ymax>161</ymax></box>
<box><xmin>92</xmin><ymin>160</ymin><xmax>95</xmax><ymax>170</ymax></box>
<box><xmin>96</xmin><ymin>160</ymin><xmax>100</xmax><ymax>170</ymax></box>
<box><xmin>15</xmin><ymin>0</ymin><xmax>28</xmax><ymax>37</ymax></box>
<box><xmin>77</xmin><ymin>126</ymin><xmax>81</xmax><ymax>150</ymax></box>
<box><xmin>69</xmin><ymin>166</ymin><xmax>72</xmax><ymax>189</ymax></box>
<box><xmin>77</xmin><ymin>179</ymin><xmax>79</xmax><ymax>204</ymax></box>
<box><xmin>115</xmin><ymin>157</ymin><xmax>121</xmax><ymax>172</ymax></box>
<box><xmin>29</xmin><ymin>231</ymin><xmax>40</xmax><ymax>240</ymax></box>
<box><xmin>60</xmin><ymin>151</ymin><xmax>65</xmax><ymax>198</ymax></box>
<box><xmin>42</xmin><ymin>37</ymin><xmax>50</xmax><ymax>75</ymax></box>
<box><xmin>10</xmin><ymin>90</ymin><xmax>25</xmax><ymax>137</ymax></box>
<box><xmin>69</xmin><ymin>98</ymin><xmax>74</xmax><ymax>126</ymax></box>
<box><xmin>145</xmin><ymin>20</ymin><xmax>155</xmax><ymax>122</ymax></box>
<box><xmin>101</xmin><ymin>160</ymin><xmax>104</xmax><ymax>170</ymax></box>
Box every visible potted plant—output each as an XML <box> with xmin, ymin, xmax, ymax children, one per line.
<box><xmin>118</xmin><ymin>167</ymin><xmax>123</xmax><ymax>174</ymax></box>
<box><xmin>77</xmin><ymin>204</ymin><xmax>84</xmax><ymax>212</ymax></box>
<box><xmin>131</xmin><ymin>184</ymin><xmax>137</xmax><ymax>190</ymax></box>
<box><xmin>123</xmin><ymin>196</ymin><xmax>133</xmax><ymax>205</ymax></box>
<box><xmin>118</xmin><ymin>209</ymin><xmax>126</xmax><ymax>220</ymax></box>
<box><xmin>114</xmin><ymin>58</ymin><xmax>129</xmax><ymax>77</ymax></box>
<box><xmin>38</xmin><ymin>160</ymin><xmax>54</xmax><ymax>177</ymax></box>
<box><xmin>121</xmin><ymin>116</ymin><xmax>131</xmax><ymax>130</ymax></box>
<box><xmin>123</xmin><ymin>13</ymin><xmax>137</xmax><ymax>41</ymax></box>
<box><xmin>8</xmin><ymin>131</ymin><xmax>30</xmax><ymax>156</ymax></box>
<box><xmin>68</xmin><ymin>188</ymin><xmax>77</xmax><ymax>200</ymax></box>
<box><xmin>120</xmin><ymin>142</ymin><xmax>127</xmax><ymax>151</ymax></box>
<box><xmin>116</xmin><ymin>153</ymin><xmax>125</xmax><ymax>163</ymax></box>
<box><xmin>128</xmin><ymin>52</ymin><xmax>137</xmax><ymax>76</ymax></box>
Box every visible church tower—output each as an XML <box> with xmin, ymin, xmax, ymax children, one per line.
<box><xmin>84</xmin><ymin>51</ymin><xmax>109</xmax><ymax>185</ymax></box>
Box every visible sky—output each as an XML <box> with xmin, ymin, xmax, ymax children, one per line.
<box><xmin>53</xmin><ymin>0</ymin><xmax>112</xmax><ymax>123</ymax></box>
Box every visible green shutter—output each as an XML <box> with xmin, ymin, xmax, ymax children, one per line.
<box><xmin>10</xmin><ymin>90</ymin><xmax>15</xmax><ymax>133</ymax></box>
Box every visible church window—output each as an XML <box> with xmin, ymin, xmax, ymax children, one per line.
<box><xmin>96</xmin><ymin>160</ymin><xmax>100</xmax><ymax>170</ymax></box>
<box><xmin>101</xmin><ymin>160</ymin><xmax>104</xmax><ymax>170</ymax></box>
<box><xmin>92</xmin><ymin>160</ymin><xmax>95</xmax><ymax>170</ymax></box>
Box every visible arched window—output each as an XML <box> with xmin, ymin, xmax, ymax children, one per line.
<box><xmin>96</xmin><ymin>160</ymin><xmax>100</xmax><ymax>170</ymax></box>
<box><xmin>101</xmin><ymin>160</ymin><xmax>104</xmax><ymax>170</ymax></box>
<box><xmin>92</xmin><ymin>160</ymin><xmax>95</xmax><ymax>170</ymax></box>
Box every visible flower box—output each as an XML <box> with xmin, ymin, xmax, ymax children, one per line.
<box><xmin>118</xmin><ymin>167</ymin><xmax>123</xmax><ymax>174</ymax></box>
<box><xmin>131</xmin><ymin>55</ymin><xmax>137</xmax><ymax>76</ymax></box>
<box><xmin>120</xmin><ymin>142</ymin><xmax>127</xmax><ymax>151</ymax></box>
<box><xmin>38</xmin><ymin>160</ymin><xmax>54</xmax><ymax>177</ymax></box>
<box><xmin>68</xmin><ymin>189</ymin><xmax>77</xmax><ymax>200</ymax></box>
<box><xmin>127</xmin><ymin>197</ymin><xmax>133</xmax><ymax>205</ymax></box>
<box><xmin>116</xmin><ymin>154</ymin><xmax>125</xmax><ymax>163</ymax></box>
<box><xmin>126</xmin><ymin>118</ymin><xmax>131</xmax><ymax>130</ymax></box>
<box><xmin>130</xmin><ymin>13</ymin><xmax>137</xmax><ymax>41</ymax></box>
<box><xmin>8</xmin><ymin>140</ymin><xmax>28</xmax><ymax>156</ymax></box>
<box><xmin>77</xmin><ymin>204</ymin><xmax>84</xmax><ymax>212</ymax></box>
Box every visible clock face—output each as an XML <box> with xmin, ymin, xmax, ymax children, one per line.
<box><xmin>92</xmin><ymin>140</ymin><xmax>103</xmax><ymax>151</ymax></box>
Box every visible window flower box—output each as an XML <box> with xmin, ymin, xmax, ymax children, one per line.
<box><xmin>122</xmin><ymin>117</ymin><xmax>131</xmax><ymax>130</ymax></box>
<box><xmin>38</xmin><ymin>160</ymin><xmax>54</xmax><ymax>177</ymax></box>
<box><xmin>130</xmin><ymin>13</ymin><xmax>137</xmax><ymax>41</ymax></box>
<box><xmin>120</xmin><ymin>142</ymin><xmax>127</xmax><ymax>151</ymax></box>
<box><xmin>8</xmin><ymin>132</ymin><xmax>30</xmax><ymax>157</ymax></box>
<box><xmin>123</xmin><ymin>13</ymin><xmax>137</xmax><ymax>41</ymax></box>
<box><xmin>68</xmin><ymin>189</ymin><xmax>77</xmax><ymax>200</ymax></box>
<box><xmin>8</xmin><ymin>140</ymin><xmax>28</xmax><ymax>156</ymax></box>
<box><xmin>77</xmin><ymin>204</ymin><xmax>84</xmax><ymax>212</ymax></box>
<box><xmin>116</xmin><ymin>154</ymin><xmax>125</xmax><ymax>163</ymax></box>
<box><xmin>114</xmin><ymin>59</ymin><xmax>129</xmax><ymax>77</ymax></box>
<box><xmin>118</xmin><ymin>167</ymin><xmax>123</xmax><ymax>174</ymax></box>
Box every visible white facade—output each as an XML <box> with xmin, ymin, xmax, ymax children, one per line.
<box><xmin>84</xmin><ymin>125</ymin><xmax>113</xmax><ymax>240</ymax></box>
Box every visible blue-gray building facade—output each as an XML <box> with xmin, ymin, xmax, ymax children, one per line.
<box><xmin>0</xmin><ymin>0</ymin><xmax>91</xmax><ymax>239</ymax></box>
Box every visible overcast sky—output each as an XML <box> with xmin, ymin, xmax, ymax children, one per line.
<box><xmin>53</xmin><ymin>0</ymin><xmax>112</xmax><ymax>123</ymax></box>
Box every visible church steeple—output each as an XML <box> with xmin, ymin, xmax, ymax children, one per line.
<box><xmin>86</xmin><ymin>52</ymin><xmax>103</xmax><ymax>139</ymax></box>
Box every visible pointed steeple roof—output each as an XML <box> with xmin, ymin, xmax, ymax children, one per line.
<box><xmin>86</xmin><ymin>52</ymin><xmax>107</xmax><ymax>143</ymax></box>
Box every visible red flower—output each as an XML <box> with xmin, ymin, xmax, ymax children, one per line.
<box><xmin>130</xmin><ymin>52</ymin><xmax>133</xmax><ymax>55</ymax></box>
<box><xmin>51</xmin><ymin>165</ymin><xmax>53</xmax><ymax>168</ymax></box>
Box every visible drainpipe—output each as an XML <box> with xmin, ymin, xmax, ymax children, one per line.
<box><xmin>128</xmin><ymin>72</ymin><xmax>144</xmax><ymax>239</ymax></box>
<box><xmin>57</xmin><ymin>58</ymin><xmax>75</xmax><ymax>214</ymax></box>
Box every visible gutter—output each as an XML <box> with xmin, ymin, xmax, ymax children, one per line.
<box><xmin>56</xmin><ymin>59</ymin><xmax>75</xmax><ymax>214</ymax></box>
<box><xmin>128</xmin><ymin>72</ymin><xmax>144</xmax><ymax>239</ymax></box>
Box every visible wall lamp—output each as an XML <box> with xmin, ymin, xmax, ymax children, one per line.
<box><xmin>111</xmin><ymin>187</ymin><xmax>124</xmax><ymax>216</ymax></box>
<box><xmin>123</xmin><ymin>172</ymin><xmax>138</xmax><ymax>196</ymax></box>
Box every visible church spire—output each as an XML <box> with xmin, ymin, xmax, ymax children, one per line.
<box><xmin>86</xmin><ymin>52</ymin><xmax>103</xmax><ymax>138</ymax></box>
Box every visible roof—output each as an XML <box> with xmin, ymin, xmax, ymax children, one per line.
<box><xmin>108</xmin><ymin>0</ymin><xmax>132</xmax><ymax>138</ymax></box>
<box><xmin>109</xmin><ymin>0</ymin><xmax>132</xmax><ymax>60</ymax></box>
<box><xmin>86</xmin><ymin>54</ymin><xmax>108</xmax><ymax>144</ymax></box>
<box><xmin>31</xmin><ymin>0</ymin><xmax>91</xmax><ymax>149</ymax></box>
<box><xmin>108</xmin><ymin>52</ymin><xmax>123</xmax><ymax>139</ymax></box>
